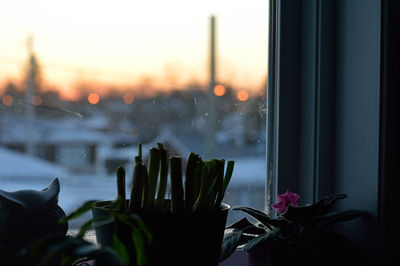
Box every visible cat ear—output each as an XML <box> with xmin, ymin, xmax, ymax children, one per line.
<box><xmin>41</xmin><ymin>178</ymin><xmax>60</xmax><ymax>205</ymax></box>
<box><xmin>0</xmin><ymin>189</ymin><xmax>26</xmax><ymax>208</ymax></box>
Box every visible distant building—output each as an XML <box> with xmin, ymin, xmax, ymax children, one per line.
<box><xmin>0</xmin><ymin>114</ymin><xmax>136</xmax><ymax>174</ymax></box>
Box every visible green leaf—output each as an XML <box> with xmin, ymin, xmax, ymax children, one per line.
<box><xmin>243</xmin><ymin>225</ymin><xmax>270</xmax><ymax>236</ymax></box>
<box><xmin>222</xmin><ymin>161</ymin><xmax>235</xmax><ymax>194</ymax></box>
<box><xmin>232</xmin><ymin>206</ymin><xmax>275</xmax><ymax>230</ymax></box>
<box><xmin>76</xmin><ymin>219</ymin><xmax>95</xmax><ymax>239</ymax></box>
<box><xmin>77</xmin><ymin>215</ymin><xmax>115</xmax><ymax>239</ymax></box>
<box><xmin>130</xmin><ymin>215</ymin><xmax>152</xmax><ymax>243</ymax></box>
<box><xmin>283</xmin><ymin>193</ymin><xmax>348</xmax><ymax>223</ymax></box>
<box><xmin>61</xmin><ymin>200</ymin><xmax>96</xmax><ymax>223</ymax></box>
<box><xmin>219</xmin><ymin>230</ymin><xmax>243</xmax><ymax>262</ymax></box>
<box><xmin>130</xmin><ymin>226</ymin><xmax>146</xmax><ymax>266</ymax></box>
<box><xmin>243</xmin><ymin>228</ymin><xmax>281</xmax><ymax>252</ymax></box>
<box><xmin>34</xmin><ymin>235</ymin><xmax>100</xmax><ymax>266</ymax></box>
<box><xmin>112</xmin><ymin>234</ymin><xmax>131</xmax><ymax>265</ymax></box>
<box><xmin>227</xmin><ymin>218</ymin><xmax>268</xmax><ymax>236</ymax></box>
<box><xmin>310</xmin><ymin>210</ymin><xmax>365</xmax><ymax>232</ymax></box>
<box><xmin>118</xmin><ymin>213</ymin><xmax>152</xmax><ymax>243</ymax></box>
<box><xmin>227</xmin><ymin>217</ymin><xmax>256</xmax><ymax>230</ymax></box>
<box><xmin>117</xmin><ymin>213</ymin><xmax>151</xmax><ymax>266</ymax></box>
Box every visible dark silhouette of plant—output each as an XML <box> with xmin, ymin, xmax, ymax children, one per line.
<box><xmin>220</xmin><ymin>192</ymin><xmax>364</xmax><ymax>266</ymax></box>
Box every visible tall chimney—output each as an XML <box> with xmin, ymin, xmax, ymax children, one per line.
<box><xmin>206</xmin><ymin>16</ymin><xmax>217</xmax><ymax>158</ymax></box>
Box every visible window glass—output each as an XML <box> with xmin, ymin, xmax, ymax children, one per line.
<box><xmin>0</xmin><ymin>0</ymin><xmax>268</xmax><ymax>227</ymax></box>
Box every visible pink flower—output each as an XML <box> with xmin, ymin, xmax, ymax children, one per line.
<box><xmin>271</xmin><ymin>190</ymin><xmax>300</xmax><ymax>214</ymax></box>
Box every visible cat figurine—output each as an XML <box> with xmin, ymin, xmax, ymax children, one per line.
<box><xmin>0</xmin><ymin>178</ymin><xmax>68</xmax><ymax>252</ymax></box>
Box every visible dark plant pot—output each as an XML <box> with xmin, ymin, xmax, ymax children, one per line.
<box><xmin>92</xmin><ymin>200</ymin><xmax>230</xmax><ymax>266</ymax></box>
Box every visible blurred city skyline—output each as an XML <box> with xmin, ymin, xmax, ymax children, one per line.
<box><xmin>0</xmin><ymin>0</ymin><xmax>269</xmax><ymax>100</ymax></box>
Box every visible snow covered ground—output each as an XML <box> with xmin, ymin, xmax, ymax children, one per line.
<box><xmin>0</xmin><ymin>147</ymin><xmax>266</xmax><ymax>228</ymax></box>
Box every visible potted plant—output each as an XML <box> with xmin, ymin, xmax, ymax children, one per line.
<box><xmin>66</xmin><ymin>143</ymin><xmax>234</xmax><ymax>266</ymax></box>
<box><xmin>220</xmin><ymin>190</ymin><xmax>364</xmax><ymax>266</ymax></box>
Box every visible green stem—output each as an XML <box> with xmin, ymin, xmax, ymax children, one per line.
<box><xmin>184</xmin><ymin>152</ymin><xmax>199</xmax><ymax>211</ymax></box>
<box><xmin>170</xmin><ymin>157</ymin><xmax>184</xmax><ymax>213</ymax></box>
<box><xmin>215</xmin><ymin>160</ymin><xmax>234</xmax><ymax>207</ymax></box>
<box><xmin>204</xmin><ymin>160</ymin><xmax>220</xmax><ymax>209</ymax></box>
<box><xmin>138</xmin><ymin>143</ymin><xmax>142</xmax><ymax>160</ymax></box>
<box><xmin>192</xmin><ymin>161</ymin><xmax>210</xmax><ymax>211</ymax></box>
<box><xmin>212</xmin><ymin>160</ymin><xmax>225</xmax><ymax>208</ymax></box>
<box><xmin>129</xmin><ymin>162</ymin><xmax>146</xmax><ymax>211</ymax></box>
<box><xmin>135</xmin><ymin>156</ymin><xmax>142</xmax><ymax>164</ymax></box>
<box><xmin>143</xmin><ymin>148</ymin><xmax>161</xmax><ymax>210</ymax></box>
<box><xmin>193</xmin><ymin>159</ymin><xmax>204</xmax><ymax>204</ymax></box>
<box><xmin>155</xmin><ymin>143</ymin><xmax>169</xmax><ymax>209</ymax></box>
<box><xmin>117</xmin><ymin>166</ymin><xmax>126</xmax><ymax>211</ymax></box>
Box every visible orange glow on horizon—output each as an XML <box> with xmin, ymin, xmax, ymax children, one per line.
<box><xmin>0</xmin><ymin>0</ymin><xmax>269</xmax><ymax>98</ymax></box>
<box><xmin>237</xmin><ymin>90</ymin><xmax>249</xmax><ymax>102</ymax></box>
<box><xmin>2</xmin><ymin>95</ymin><xmax>13</xmax><ymax>106</ymax></box>
<box><xmin>88</xmin><ymin>93</ymin><xmax>100</xmax><ymax>104</ymax></box>
<box><xmin>213</xmin><ymin>85</ymin><xmax>226</xmax><ymax>96</ymax></box>
<box><xmin>60</xmin><ymin>89</ymin><xmax>80</xmax><ymax>101</ymax></box>
<box><xmin>123</xmin><ymin>92</ymin><xmax>135</xmax><ymax>104</ymax></box>
<box><xmin>32</xmin><ymin>95</ymin><xmax>43</xmax><ymax>106</ymax></box>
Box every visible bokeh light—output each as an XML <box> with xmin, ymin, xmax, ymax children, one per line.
<box><xmin>32</xmin><ymin>95</ymin><xmax>43</xmax><ymax>106</ymax></box>
<box><xmin>1</xmin><ymin>95</ymin><xmax>13</xmax><ymax>106</ymax></box>
<box><xmin>237</xmin><ymin>90</ymin><xmax>249</xmax><ymax>101</ymax></box>
<box><xmin>123</xmin><ymin>92</ymin><xmax>135</xmax><ymax>104</ymax></box>
<box><xmin>88</xmin><ymin>93</ymin><xmax>100</xmax><ymax>104</ymax></box>
<box><xmin>213</xmin><ymin>85</ymin><xmax>226</xmax><ymax>96</ymax></box>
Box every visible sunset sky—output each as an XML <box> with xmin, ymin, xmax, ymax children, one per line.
<box><xmin>0</xmin><ymin>0</ymin><xmax>269</xmax><ymax>100</ymax></box>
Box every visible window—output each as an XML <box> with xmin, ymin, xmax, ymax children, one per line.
<box><xmin>0</xmin><ymin>0</ymin><xmax>269</xmax><ymax>228</ymax></box>
<box><xmin>268</xmin><ymin>1</ymin><xmax>393</xmax><ymax>265</ymax></box>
